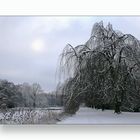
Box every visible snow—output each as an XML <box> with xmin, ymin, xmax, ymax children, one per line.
<box><xmin>58</xmin><ymin>107</ymin><xmax>140</xmax><ymax>124</ymax></box>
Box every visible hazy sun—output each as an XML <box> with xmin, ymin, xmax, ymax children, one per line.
<box><xmin>31</xmin><ymin>39</ymin><xmax>45</xmax><ymax>53</ymax></box>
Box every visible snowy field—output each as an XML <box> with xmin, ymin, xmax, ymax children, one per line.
<box><xmin>0</xmin><ymin>107</ymin><xmax>62</xmax><ymax>124</ymax></box>
<box><xmin>58</xmin><ymin>107</ymin><xmax>140</xmax><ymax>125</ymax></box>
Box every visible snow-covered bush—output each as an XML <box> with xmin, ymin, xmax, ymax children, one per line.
<box><xmin>0</xmin><ymin>108</ymin><xmax>62</xmax><ymax>124</ymax></box>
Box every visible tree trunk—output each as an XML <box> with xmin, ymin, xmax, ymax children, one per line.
<box><xmin>114</xmin><ymin>100</ymin><xmax>121</xmax><ymax>114</ymax></box>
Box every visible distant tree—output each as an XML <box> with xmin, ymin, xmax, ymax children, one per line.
<box><xmin>31</xmin><ymin>83</ymin><xmax>42</xmax><ymax>108</ymax></box>
<box><xmin>35</xmin><ymin>93</ymin><xmax>48</xmax><ymax>108</ymax></box>
<box><xmin>19</xmin><ymin>82</ymin><xmax>33</xmax><ymax>107</ymax></box>
<box><xmin>0</xmin><ymin>80</ymin><xmax>24</xmax><ymax>109</ymax></box>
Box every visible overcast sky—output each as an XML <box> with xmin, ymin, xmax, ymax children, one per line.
<box><xmin>0</xmin><ymin>16</ymin><xmax>140</xmax><ymax>92</ymax></box>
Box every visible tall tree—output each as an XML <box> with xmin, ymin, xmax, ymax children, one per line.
<box><xmin>60</xmin><ymin>21</ymin><xmax>140</xmax><ymax>114</ymax></box>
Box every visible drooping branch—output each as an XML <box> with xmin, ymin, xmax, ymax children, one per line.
<box><xmin>58</xmin><ymin>21</ymin><xmax>140</xmax><ymax>114</ymax></box>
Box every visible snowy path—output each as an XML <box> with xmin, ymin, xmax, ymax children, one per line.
<box><xmin>58</xmin><ymin>107</ymin><xmax>140</xmax><ymax>125</ymax></box>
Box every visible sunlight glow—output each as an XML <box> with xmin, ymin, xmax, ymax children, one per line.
<box><xmin>31</xmin><ymin>39</ymin><xmax>45</xmax><ymax>53</ymax></box>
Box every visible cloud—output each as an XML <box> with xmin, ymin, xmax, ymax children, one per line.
<box><xmin>0</xmin><ymin>16</ymin><xmax>140</xmax><ymax>92</ymax></box>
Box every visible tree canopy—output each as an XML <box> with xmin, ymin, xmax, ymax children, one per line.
<box><xmin>60</xmin><ymin>21</ymin><xmax>140</xmax><ymax>114</ymax></box>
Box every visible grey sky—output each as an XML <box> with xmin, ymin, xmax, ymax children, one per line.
<box><xmin>0</xmin><ymin>16</ymin><xmax>140</xmax><ymax>92</ymax></box>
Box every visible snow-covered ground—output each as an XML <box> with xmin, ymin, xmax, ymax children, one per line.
<box><xmin>58</xmin><ymin>107</ymin><xmax>140</xmax><ymax>125</ymax></box>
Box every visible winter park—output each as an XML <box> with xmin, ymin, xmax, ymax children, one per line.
<box><xmin>1</xmin><ymin>17</ymin><xmax>140</xmax><ymax>124</ymax></box>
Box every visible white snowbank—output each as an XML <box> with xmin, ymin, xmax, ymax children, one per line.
<box><xmin>58</xmin><ymin>107</ymin><xmax>140</xmax><ymax>124</ymax></box>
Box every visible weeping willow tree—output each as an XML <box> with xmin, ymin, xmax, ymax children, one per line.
<box><xmin>59</xmin><ymin>21</ymin><xmax>140</xmax><ymax>114</ymax></box>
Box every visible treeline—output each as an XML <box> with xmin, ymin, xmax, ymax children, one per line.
<box><xmin>60</xmin><ymin>21</ymin><xmax>140</xmax><ymax>114</ymax></box>
<box><xmin>0</xmin><ymin>80</ymin><xmax>63</xmax><ymax>109</ymax></box>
